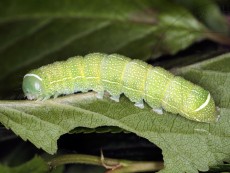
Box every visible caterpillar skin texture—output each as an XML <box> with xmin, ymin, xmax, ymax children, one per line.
<box><xmin>22</xmin><ymin>53</ymin><xmax>218</xmax><ymax>123</ymax></box>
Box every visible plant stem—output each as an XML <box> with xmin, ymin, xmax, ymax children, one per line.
<box><xmin>107</xmin><ymin>162</ymin><xmax>164</xmax><ymax>173</ymax></box>
<box><xmin>48</xmin><ymin>154</ymin><xmax>164</xmax><ymax>172</ymax></box>
<box><xmin>205</xmin><ymin>29</ymin><xmax>230</xmax><ymax>46</ymax></box>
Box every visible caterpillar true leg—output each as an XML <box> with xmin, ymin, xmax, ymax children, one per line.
<box><xmin>152</xmin><ymin>107</ymin><xmax>163</xmax><ymax>115</ymax></box>
<box><xmin>36</xmin><ymin>97</ymin><xmax>48</xmax><ymax>101</ymax></box>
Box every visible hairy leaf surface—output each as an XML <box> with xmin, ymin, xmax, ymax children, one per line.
<box><xmin>1</xmin><ymin>53</ymin><xmax>230</xmax><ymax>173</ymax></box>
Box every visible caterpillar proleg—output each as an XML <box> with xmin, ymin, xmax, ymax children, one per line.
<box><xmin>22</xmin><ymin>53</ymin><xmax>218</xmax><ymax>123</ymax></box>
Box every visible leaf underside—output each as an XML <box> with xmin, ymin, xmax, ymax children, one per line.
<box><xmin>0</xmin><ymin>1</ymin><xmax>230</xmax><ymax>173</ymax></box>
<box><xmin>1</xmin><ymin>53</ymin><xmax>230</xmax><ymax>173</ymax></box>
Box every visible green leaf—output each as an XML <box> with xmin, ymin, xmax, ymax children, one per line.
<box><xmin>209</xmin><ymin>163</ymin><xmax>230</xmax><ymax>172</ymax></box>
<box><xmin>1</xmin><ymin>0</ymin><xmax>230</xmax><ymax>96</ymax></box>
<box><xmin>70</xmin><ymin>126</ymin><xmax>127</xmax><ymax>134</ymax></box>
<box><xmin>170</xmin><ymin>0</ymin><xmax>230</xmax><ymax>35</ymax></box>
<box><xmin>0</xmin><ymin>156</ymin><xmax>48</xmax><ymax>173</ymax></box>
<box><xmin>1</xmin><ymin>1</ymin><xmax>230</xmax><ymax>172</ymax></box>
<box><xmin>1</xmin><ymin>53</ymin><xmax>230</xmax><ymax>173</ymax></box>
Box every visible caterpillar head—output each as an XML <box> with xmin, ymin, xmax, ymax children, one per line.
<box><xmin>22</xmin><ymin>74</ymin><xmax>44</xmax><ymax>100</ymax></box>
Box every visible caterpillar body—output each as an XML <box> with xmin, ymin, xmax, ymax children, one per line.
<box><xmin>22</xmin><ymin>53</ymin><xmax>218</xmax><ymax>123</ymax></box>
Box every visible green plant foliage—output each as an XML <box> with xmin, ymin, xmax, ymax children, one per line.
<box><xmin>70</xmin><ymin>126</ymin><xmax>127</xmax><ymax>134</ymax></box>
<box><xmin>209</xmin><ymin>163</ymin><xmax>230</xmax><ymax>172</ymax></box>
<box><xmin>0</xmin><ymin>53</ymin><xmax>230</xmax><ymax>173</ymax></box>
<box><xmin>170</xmin><ymin>0</ymin><xmax>230</xmax><ymax>34</ymax></box>
<box><xmin>1</xmin><ymin>0</ymin><xmax>230</xmax><ymax>173</ymax></box>
<box><xmin>0</xmin><ymin>156</ymin><xmax>48</xmax><ymax>173</ymax></box>
<box><xmin>0</xmin><ymin>0</ymin><xmax>229</xmax><ymax>96</ymax></box>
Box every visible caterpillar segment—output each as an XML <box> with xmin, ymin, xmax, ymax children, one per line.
<box><xmin>22</xmin><ymin>53</ymin><xmax>218</xmax><ymax>123</ymax></box>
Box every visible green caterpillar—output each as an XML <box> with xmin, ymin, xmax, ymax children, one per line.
<box><xmin>22</xmin><ymin>53</ymin><xmax>218</xmax><ymax>123</ymax></box>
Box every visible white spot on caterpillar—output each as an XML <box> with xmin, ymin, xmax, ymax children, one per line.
<box><xmin>35</xmin><ymin>83</ymin><xmax>40</xmax><ymax>90</ymax></box>
<box><xmin>195</xmin><ymin>93</ymin><xmax>210</xmax><ymax>112</ymax></box>
<box><xmin>24</xmin><ymin>74</ymin><xmax>42</xmax><ymax>81</ymax></box>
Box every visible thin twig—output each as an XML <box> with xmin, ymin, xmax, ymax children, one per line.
<box><xmin>48</xmin><ymin>154</ymin><xmax>164</xmax><ymax>173</ymax></box>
